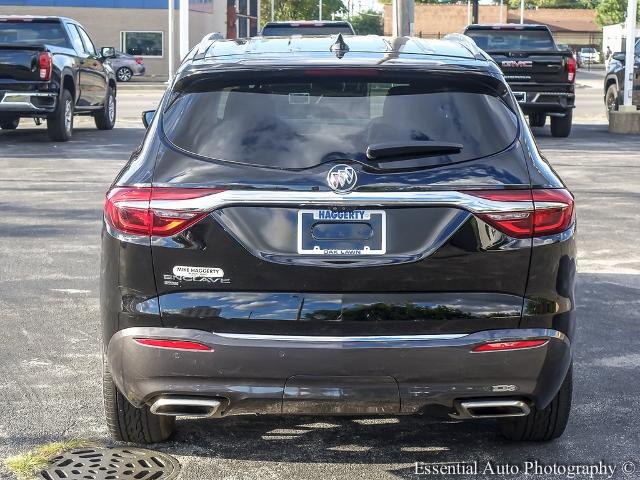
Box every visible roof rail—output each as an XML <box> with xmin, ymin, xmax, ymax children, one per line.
<box><xmin>442</xmin><ymin>33</ymin><xmax>487</xmax><ymax>59</ymax></box>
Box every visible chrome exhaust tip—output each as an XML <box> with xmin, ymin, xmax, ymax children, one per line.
<box><xmin>150</xmin><ymin>397</ymin><xmax>222</xmax><ymax>418</ymax></box>
<box><xmin>456</xmin><ymin>399</ymin><xmax>530</xmax><ymax>419</ymax></box>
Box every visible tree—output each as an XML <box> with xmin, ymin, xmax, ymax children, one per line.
<box><xmin>596</xmin><ymin>0</ymin><xmax>640</xmax><ymax>25</ymax></box>
<box><xmin>350</xmin><ymin>10</ymin><xmax>384</xmax><ymax>35</ymax></box>
<box><xmin>260</xmin><ymin>0</ymin><xmax>347</xmax><ymax>26</ymax></box>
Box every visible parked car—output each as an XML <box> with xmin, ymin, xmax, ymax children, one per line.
<box><xmin>577</xmin><ymin>47</ymin><xmax>599</xmax><ymax>67</ymax></box>
<box><xmin>110</xmin><ymin>50</ymin><xmax>145</xmax><ymax>82</ymax></box>
<box><xmin>101</xmin><ymin>34</ymin><xmax>576</xmax><ymax>444</ymax></box>
<box><xmin>0</xmin><ymin>15</ymin><xmax>117</xmax><ymax>141</ymax></box>
<box><xmin>261</xmin><ymin>20</ymin><xmax>355</xmax><ymax>36</ymax></box>
<box><xmin>604</xmin><ymin>39</ymin><xmax>640</xmax><ymax>117</ymax></box>
<box><xmin>464</xmin><ymin>24</ymin><xmax>576</xmax><ymax>137</ymax></box>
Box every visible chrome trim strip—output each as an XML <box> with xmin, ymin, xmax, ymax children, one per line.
<box><xmin>132</xmin><ymin>190</ymin><xmax>566</xmax><ymax>214</ymax></box>
<box><xmin>213</xmin><ymin>332</ymin><xmax>468</xmax><ymax>342</ymax></box>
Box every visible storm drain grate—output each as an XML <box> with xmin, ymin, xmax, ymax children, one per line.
<box><xmin>37</xmin><ymin>447</ymin><xmax>180</xmax><ymax>480</ymax></box>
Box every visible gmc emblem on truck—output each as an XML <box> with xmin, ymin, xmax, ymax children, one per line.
<box><xmin>502</xmin><ymin>60</ymin><xmax>533</xmax><ymax>68</ymax></box>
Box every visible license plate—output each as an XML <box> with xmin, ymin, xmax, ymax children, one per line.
<box><xmin>297</xmin><ymin>209</ymin><xmax>386</xmax><ymax>255</ymax></box>
<box><xmin>513</xmin><ymin>91</ymin><xmax>527</xmax><ymax>103</ymax></box>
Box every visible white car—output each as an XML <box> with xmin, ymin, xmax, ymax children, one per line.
<box><xmin>577</xmin><ymin>47</ymin><xmax>599</xmax><ymax>66</ymax></box>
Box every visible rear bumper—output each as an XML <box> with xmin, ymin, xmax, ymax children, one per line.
<box><xmin>0</xmin><ymin>91</ymin><xmax>57</xmax><ymax>114</ymax></box>
<box><xmin>107</xmin><ymin>327</ymin><xmax>572</xmax><ymax>417</ymax></box>
<box><xmin>509</xmin><ymin>83</ymin><xmax>575</xmax><ymax>115</ymax></box>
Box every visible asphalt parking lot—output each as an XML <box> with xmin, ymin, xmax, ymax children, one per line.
<box><xmin>1</xmin><ymin>70</ymin><xmax>639</xmax><ymax>479</ymax></box>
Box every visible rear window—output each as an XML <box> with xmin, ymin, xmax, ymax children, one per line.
<box><xmin>262</xmin><ymin>24</ymin><xmax>354</xmax><ymax>36</ymax></box>
<box><xmin>0</xmin><ymin>20</ymin><xmax>68</xmax><ymax>46</ymax></box>
<box><xmin>466</xmin><ymin>29</ymin><xmax>555</xmax><ymax>52</ymax></box>
<box><xmin>162</xmin><ymin>72</ymin><xmax>518</xmax><ymax>170</ymax></box>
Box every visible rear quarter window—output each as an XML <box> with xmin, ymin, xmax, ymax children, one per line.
<box><xmin>162</xmin><ymin>72</ymin><xmax>519</xmax><ymax>170</ymax></box>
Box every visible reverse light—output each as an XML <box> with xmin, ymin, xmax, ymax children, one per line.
<box><xmin>567</xmin><ymin>56</ymin><xmax>576</xmax><ymax>83</ymax></box>
<box><xmin>38</xmin><ymin>51</ymin><xmax>52</xmax><ymax>81</ymax></box>
<box><xmin>104</xmin><ymin>187</ymin><xmax>223</xmax><ymax>237</ymax></box>
<box><xmin>134</xmin><ymin>338</ymin><xmax>213</xmax><ymax>351</ymax></box>
<box><xmin>472</xmin><ymin>339</ymin><xmax>548</xmax><ymax>352</ymax></box>
<box><xmin>466</xmin><ymin>189</ymin><xmax>574</xmax><ymax>238</ymax></box>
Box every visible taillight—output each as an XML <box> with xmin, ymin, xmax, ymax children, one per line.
<box><xmin>104</xmin><ymin>186</ymin><xmax>223</xmax><ymax>237</ymax></box>
<box><xmin>38</xmin><ymin>51</ymin><xmax>52</xmax><ymax>81</ymax></box>
<box><xmin>472</xmin><ymin>339</ymin><xmax>548</xmax><ymax>352</ymax></box>
<box><xmin>567</xmin><ymin>56</ymin><xmax>576</xmax><ymax>83</ymax></box>
<box><xmin>135</xmin><ymin>56</ymin><xmax>144</xmax><ymax>65</ymax></box>
<box><xmin>465</xmin><ymin>188</ymin><xmax>574</xmax><ymax>238</ymax></box>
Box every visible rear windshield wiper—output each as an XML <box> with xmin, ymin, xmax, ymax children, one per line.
<box><xmin>366</xmin><ymin>141</ymin><xmax>463</xmax><ymax>161</ymax></box>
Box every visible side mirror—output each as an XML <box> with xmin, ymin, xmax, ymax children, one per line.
<box><xmin>612</xmin><ymin>52</ymin><xmax>625</xmax><ymax>62</ymax></box>
<box><xmin>101</xmin><ymin>46</ymin><xmax>116</xmax><ymax>59</ymax></box>
<box><xmin>142</xmin><ymin>110</ymin><xmax>156</xmax><ymax>129</ymax></box>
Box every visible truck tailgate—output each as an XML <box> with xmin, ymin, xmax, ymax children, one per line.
<box><xmin>487</xmin><ymin>51</ymin><xmax>569</xmax><ymax>84</ymax></box>
<box><xmin>0</xmin><ymin>44</ymin><xmax>44</xmax><ymax>82</ymax></box>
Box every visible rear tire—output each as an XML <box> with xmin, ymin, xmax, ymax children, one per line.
<box><xmin>47</xmin><ymin>89</ymin><xmax>73</xmax><ymax>142</ymax></box>
<box><xmin>550</xmin><ymin>110</ymin><xmax>572</xmax><ymax>138</ymax></box>
<box><xmin>103</xmin><ymin>359</ymin><xmax>175</xmax><ymax>443</ymax></box>
<box><xmin>528</xmin><ymin>113</ymin><xmax>546</xmax><ymax>128</ymax></box>
<box><xmin>95</xmin><ymin>87</ymin><xmax>116</xmax><ymax>130</ymax></box>
<box><xmin>0</xmin><ymin>117</ymin><xmax>19</xmax><ymax>130</ymax></box>
<box><xmin>499</xmin><ymin>365</ymin><xmax>572</xmax><ymax>442</ymax></box>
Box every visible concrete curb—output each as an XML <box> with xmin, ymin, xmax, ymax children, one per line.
<box><xmin>608</xmin><ymin>110</ymin><xmax>640</xmax><ymax>134</ymax></box>
<box><xmin>117</xmin><ymin>83</ymin><xmax>168</xmax><ymax>91</ymax></box>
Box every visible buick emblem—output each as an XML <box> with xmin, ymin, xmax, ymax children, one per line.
<box><xmin>327</xmin><ymin>164</ymin><xmax>357</xmax><ymax>193</ymax></box>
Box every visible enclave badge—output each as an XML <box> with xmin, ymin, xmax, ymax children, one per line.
<box><xmin>327</xmin><ymin>164</ymin><xmax>357</xmax><ymax>193</ymax></box>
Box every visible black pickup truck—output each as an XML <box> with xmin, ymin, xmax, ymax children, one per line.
<box><xmin>0</xmin><ymin>16</ymin><xmax>117</xmax><ymax>141</ymax></box>
<box><xmin>464</xmin><ymin>24</ymin><xmax>576</xmax><ymax>137</ymax></box>
<box><xmin>604</xmin><ymin>39</ymin><xmax>639</xmax><ymax>116</ymax></box>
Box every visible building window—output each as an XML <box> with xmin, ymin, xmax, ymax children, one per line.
<box><xmin>120</xmin><ymin>31</ymin><xmax>163</xmax><ymax>57</ymax></box>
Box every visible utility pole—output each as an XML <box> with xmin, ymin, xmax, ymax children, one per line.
<box><xmin>499</xmin><ymin>0</ymin><xmax>503</xmax><ymax>23</ymax></box>
<box><xmin>319</xmin><ymin>0</ymin><xmax>322</xmax><ymax>21</ymax></box>
<box><xmin>622</xmin><ymin>0</ymin><xmax>638</xmax><ymax>109</ymax></box>
<box><xmin>168</xmin><ymin>0</ymin><xmax>174</xmax><ymax>82</ymax></box>
<box><xmin>520</xmin><ymin>0</ymin><xmax>524</xmax><ymax>24</ymax></box>
<box><xmin>271</xmin><ymin>0</ymin><xmax>274</xmax><ymax>22</ymax></box>
<box><xmin>392</xmin><ymin>0</ymin><xmax>411</xmax><ymax>36</ymax></box>
<box><xmin>472</xmin><ymin>0</ymin><xmax>479</xmax><ymax>24</ymax></box>
<box><xmin>179</xmin><ymin>0</ymin><xmax>189</xmax><ymax>59</ymax></box>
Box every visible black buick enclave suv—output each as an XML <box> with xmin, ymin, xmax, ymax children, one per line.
<box><xmin>101</xmin><ymin>34</ymin><xmax>576</xmax><ymax>443</ymax></box>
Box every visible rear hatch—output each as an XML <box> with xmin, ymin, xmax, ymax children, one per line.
<box><xmin>465</xmin><ymin>27</ymin><xmax>569</xmax><ymax>84</ymax></box>
<box><xmin>149</xmin><ymin>68</ymin><xmax>532</xmax><ymax>335</ymax></box>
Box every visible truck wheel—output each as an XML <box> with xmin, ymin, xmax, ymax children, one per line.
<box><xmin>605</xmin><ymin>84</ymin><xmax>619</xmax><ymax>120</ymax></box>
<box><xmin>116</xmin><ymin>67</ymin><xmax>133</xmax><ymax>82</ymax></box>
<box><xmin>529</xmin><ymin>113</ymin><xmax>546</xmax><ymax>128</ymax></box>
<box><xmin>499</xmin><ymin>365</ymin><xmax>572</xmax><ymax>442</ymax></box>
<box><xmin>47</xmin><ymin>89</ymin><xmax>73</xmax><ymax>142</ymax></box>
<box><xmin>95</xmin><ymin>87</ymin><xmax>116</xmax><ymax>130</ymax></box>
<box><xmin>0</xmin><ymin>117</ymin><xmax>19</xmax><ymax>130</ymax></box>
<box><xmin>550</xmin><ymin>111</ymin><xmax>572</xmax><ymax>138</ymax></box>
<box><xmin>103</xmin><ymin>359</ymin><xmax>175</xmax><ymax>443</ymax></box>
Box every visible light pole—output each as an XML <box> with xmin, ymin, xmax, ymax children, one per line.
<box><xmin>622</xmin><ymin>0</ymin><xmax>638</xmax><ymax>109</ymax></box>
<box><xmin>319</xmin><ymin>0</ymin><xmax>322</xmax><ymax>21</ymax></box>
<box><xmin>271</xmin><ymin>0</ymin><xmax>275</xmax><ymax>22</ymax></box>
<box><xmin>168</xmin><ymin>0</ymin><xmax>174</xmax><ymax>82</ymax></box>
<box><xmin>520</xmin><ymin>0</ymin><xmax>524</xmax><ymax>24</ymax></box>
<box><xmin>179</xmin><ymin>0</ymin><xmax>189</xmax><ymax>59</ymax></box>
